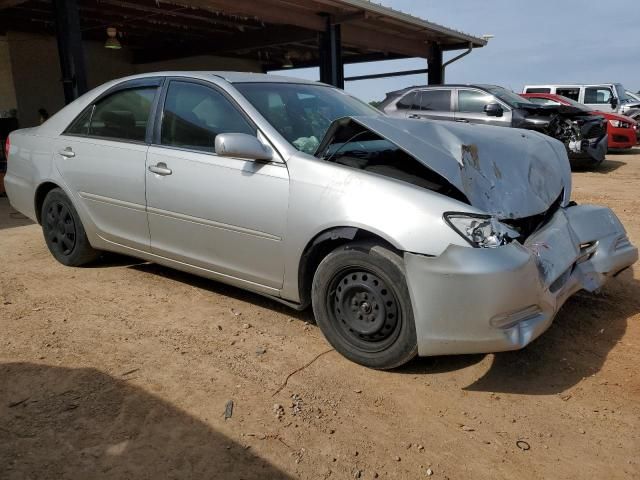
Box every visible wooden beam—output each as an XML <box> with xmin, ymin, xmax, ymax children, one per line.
<box><xmin>213</xmin><ymin>26</ymin><xmax>317</xmax><ymax>53</ymax></box>
<box><xmin>330</xmin><ymin>11</ymin><xmax>366</xmax><ymax>25</ymax></box>
<box><xmin>341</xmin><ymin>23</ymin><xmax>430</xmax><ymax>58</ymax></box>
<box><xmin>96</xmin><ymin>0</ymin><xmax>264</xmax><ymax>30</ymax></box>
<box><xmin>0</xmin><ymin>0</ymin><xmax>28</xmax><ymax>10</ymax></box>
<box><xmin>165</xmin><ymin>0</ymin><xmax>327</xmax><ymax>31</ymax></box>
<box><xmin>170</xmin><ymin>0</ymin><xmax>428</xmax><ymax>57</ymax></box>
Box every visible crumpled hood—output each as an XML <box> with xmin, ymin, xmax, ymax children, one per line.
<box><xmin>329</xmin><ymin>116</ymin><xmax>572</xmax><ymax>219</ymax></box>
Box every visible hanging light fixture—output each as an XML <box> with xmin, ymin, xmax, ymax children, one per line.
<box><xmin>282</xmin><ymin>53</ymin><xmax>293</xmax><ymax>68</ymax></box>
<box><xmin>104</xmin><ymin>27</ymin><xmax>122</xmax><ymax>49</ymax></box>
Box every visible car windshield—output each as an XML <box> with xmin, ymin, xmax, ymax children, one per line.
<box><xmin>234</xmin><ymin>82</ymin><xmax>379</xmax><ymax>154</ymax></box>
<box><xmin>483</xmin><ymin>85</ymin><xmax>535</xmax><ymax>108</ymax></box>
<box><xmin>614</xmin><ymin>84</ymin><xmax>630</xmax><ymax>102</ymax></box>
<box><xmin>554</xmin><ymin>95</ymin><xmax>595</xmax><ymax>111</ymax></box>
<box><xmin>626</xmin><ymin>91</ymin><xmax>640</xmax><ymax>102</ymax></box>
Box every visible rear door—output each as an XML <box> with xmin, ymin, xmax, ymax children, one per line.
<box><xmin>145</xmin><ymin>79</ymin><xmax>289</xmax><ymax>290</ymax></box>
<box><xmin>406</xmin><ymin>88</ymin><xmax>454</xmax><ymax>122</ymax></box>
<box><xmin>53</xmin><ymin>78</ymin><xmax>162</xmax><ymax>251</ymax></box>
<box><xmin>454</xmin><ymin>88</ymin><xmax>512</xmax><ymax>126</ymax></box>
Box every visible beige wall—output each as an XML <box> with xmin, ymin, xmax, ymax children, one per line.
<box><xmin>6</xmin><ymin>31</ymin><xmax>262</xmax><ymax>127</ymax></box>
<box><xmin>0</xmin><ymin>36</ymin><xmax>17</xmax><ymax>113</ymax></box>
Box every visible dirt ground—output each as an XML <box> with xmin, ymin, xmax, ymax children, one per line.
<box><xmin>1</xmin><ymin>149</ymin><xmax>639</xmax><ymax>480</ymax></box>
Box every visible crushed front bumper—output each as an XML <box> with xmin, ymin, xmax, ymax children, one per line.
<box><xmin>405</xmin><ymin>204</ymin><xmax>638</xmax><ymax>356</ymax></box>
<box><xmin>569</xmin><ymin>134</ymin><xmax>608</xmax><ymax>163</ymax></box>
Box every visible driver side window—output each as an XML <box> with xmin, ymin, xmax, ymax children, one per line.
<box><xmin>458</xmin><ymin>90</ymin><xmax>496</xmax><ymax>113</ymax></box>
<box><xmin>161</xmin><ymin>81</ymin><xmax>255</xmax><ymax>153</ymax></box>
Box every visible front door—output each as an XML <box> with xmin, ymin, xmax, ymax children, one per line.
<box><xmin>583</xmin><ymin>86</ymin><xmax>615</xmax><ymax>113</ymax></box>
<box><xmin>145</xmin><ymin>80</ymin><xmax>289</xmax><ymax>289</ymax></box>
<box><xmin>454</xmin><ymin>89</ymin><xmax>512</xmax><ymax>127</ymax></box>
<box><xmin>53</xmin><ymin>82</ymin><xmax>160</xmax><ymax>251</ymax></box>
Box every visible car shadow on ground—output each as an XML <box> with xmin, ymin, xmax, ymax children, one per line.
<box><xmin>0</xmin><ymin>362</ymin><xmax>292</xmax><ymax>479</ymax></box>
<box><xmin>571</xmin><ymin>159</ymin><xmax>626</xmax><ymax>173</ymax></box>
<box><xmin>126</xmin><ymin>261</ymin><xmax>315</xmax><ymax>324</ymax></box>
<box><xmin>88</xmin><ymin>254</ymin><xmax>638</xmax><ymax>396</ymax></box>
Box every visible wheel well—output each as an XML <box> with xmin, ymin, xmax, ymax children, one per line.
<box><xmin>298</xmin><ymin>227</ymin><xmax>399</xmax><ymax>308</ymax></box>
<box><xmin>34</xmin><ymin>182</ymin><xmax>60</xmax><ymax>224</ymax></box>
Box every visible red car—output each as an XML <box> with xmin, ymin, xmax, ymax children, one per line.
<box><xmin>522</xmin><ymin>93</ymin><xmax>638</xmax><ymax>149</ymax></box>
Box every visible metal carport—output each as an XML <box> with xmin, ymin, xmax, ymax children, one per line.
<box><xmin>0</xmin><ymin>0</ymin><xmax>486</xmax><ymax>105</ymax></box>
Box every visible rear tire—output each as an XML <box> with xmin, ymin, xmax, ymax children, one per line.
<box><xmin>41</xmin><ymin>188</ymin><xmax>99</xmax><ymax>266</ymax></box>
<box><xmin>311</xmin><ymin>241</ymin><xmax>418</xmax><ymax>369</ymax></box>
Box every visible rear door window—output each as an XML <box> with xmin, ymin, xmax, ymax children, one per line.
<box><xmin>417</xmin><ymin>90</ymin><xmax>451</xmax><ymax>111</ymax></box>
<box><xmin>524</xmin><ymin>87</ymin><xmax>551</xmax><ymax>94</ymax></box>
<box><xmin>556</xmin><ymin>88</ymin><xmax>580</xmax><ymax>101</ymax></box>
<box><xmin>89</xmin><ymin>88</ymin><xmax>157</xmax><ymax>142</ymax></box>
<box><xmin>396</xmin><ymin>91</ymin><xmax>418</xmax><ymax>110</ymax></box>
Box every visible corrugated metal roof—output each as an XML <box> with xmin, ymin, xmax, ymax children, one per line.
<box><xmin>336</xmin><ymin>0</ymin><xmax>487</xmax><ymax>47</ymax></box>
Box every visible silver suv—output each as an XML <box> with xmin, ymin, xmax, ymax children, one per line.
<box><xmin>381</xmin><ymin>84</ymin><xmax>608</xmax><ymax>165</ymax></box>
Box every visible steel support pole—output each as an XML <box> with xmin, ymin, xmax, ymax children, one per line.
<box><xmin>427</xmin><ymin>45</ymin><xmax>444</xmax><ymax>85</ymax></box>
<box><xmin>319</xmin><ymin>19</ymin><xmax>344</xmax><ymax>88</ymax></box>
<box><xmin>53</xmin><ymin>0</ymin><xmax>88</xmax><ymax>104</ymax></box>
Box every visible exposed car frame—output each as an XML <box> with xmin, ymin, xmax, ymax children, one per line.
<box><xmin>522</xmin><ymin>93</ymin><xmax>638</xmax><ymax>149</ymax></box>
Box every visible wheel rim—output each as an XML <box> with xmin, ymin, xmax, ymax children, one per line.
<box><xmin>45</xmin><ymin>201</ymin><xmax>76</xmax><ymax>257</ymax></box>
<box><xmin>327</xmin><ymin>268</ymin><xmax>402</xmax><ymax>353</ymax></box>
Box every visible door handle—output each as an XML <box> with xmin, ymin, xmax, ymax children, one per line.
<box><xmin>148</xmin><ymin>162</ymin><xmax>172</xmax><ymax>176</ymax></box>
<box><xmin>455</xmin><ymin>118</ymin><xmax>469</xmax><ymax>123</ymax></box>
<box><xmin>408</xmin><ymin>114</ymin><xmax>421</xmax><ymax>119</ymax></box>
<box><xmin>58</xmin><ymin>147</ymin><xmax>75</xmax><ymax>158</ymax></box>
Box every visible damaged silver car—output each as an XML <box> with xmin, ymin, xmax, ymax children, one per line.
<box><xmin>4</xmin><ymin>72</ymin><xmax>638</xmax><ymax>369</ymax></box>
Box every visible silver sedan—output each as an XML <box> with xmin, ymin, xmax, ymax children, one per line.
<box><xmin>4</xmin><ymin>72</ymin><xmax>638</xmax><ymax>369</ymax></box>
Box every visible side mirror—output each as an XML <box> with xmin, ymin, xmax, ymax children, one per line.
<box><xmin>215</xmin><ymin>133</ymin><xmax>273</xmax><ymax>161</ymax></box>
<box><xmin>484</xmin><ymin>103</ymin><xmax>504</xmax><ymax>117</ymax></box>
<box><xmin>610</xmin><ymin>97</ymin><xmax>619</xmax><ymax>109</ymax></box>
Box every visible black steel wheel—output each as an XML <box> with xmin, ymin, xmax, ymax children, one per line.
<box><xmin>41</xmin><ymin>188</ymin><xmax>99</xmax><ymax>266</ymax></box>
<box><xmin>329</xmin><ymin>268</ymin><xmax>401</xmax><ymax>352</ymax></box>
<box><xmin>312</xmin><ymin>241</ymin><xmax>417</xmax><ymax>369</ymax></box>
<box><xmin>44</xmin><ymin>200</ymin><xmax>77</xmax><ymax>257</ymax></box>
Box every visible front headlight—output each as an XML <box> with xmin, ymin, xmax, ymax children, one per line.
<box><xmin>609</xmin><ymin>119</ymin><xmax>631</xmax><ymax>129</ymax></box>
<box><xmin>444</xmin><ymin>212</ymin><xmax>520</xmax><ymax>248</ymax></box>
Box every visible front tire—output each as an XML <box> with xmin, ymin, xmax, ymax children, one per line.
<box><xmin>311</xmin><ymin>242</ymin><xmax>418</xmax><ymax>369</ymax></box>
<box><xmin>41</xmin><ymin>188</ymin><xmax>99</xmax><ymax>266</ymax></box>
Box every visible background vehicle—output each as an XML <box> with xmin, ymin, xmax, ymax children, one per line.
<box><xmin>522</xmin><ymin>93</ymin><xmax>638</xmax><ymax>149</ymax></box>
<box><xmin>381</xmin><ymin>84</ymin><xmax>608</xmax><ymax>164</ymax></box>
<box><xmin>4</xmin><ymin>73</ymin><xmax>637</xmax><ymax>369</ymax></box>
<box><xmin>626</xmin><ymin>91</ymin><xmax>640</xmax><ymax>102</ymax></box>
<box><xmin>522</xmin><ymin>83</ymin><xmax>640</xmax><ymax>114</ymax></box>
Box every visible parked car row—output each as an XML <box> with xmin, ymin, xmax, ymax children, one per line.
<box><xmin>522</xmin><ymin>83</ymin><xmax>640</xmax><ymax>114</ymax></box>
<box><xmin>380</xmin><ymin>84</ymin><xmax>610</xmax><ymax>165</ymax></box>
<box><xmin>380</xmin><ymin>82</ymin><xmax>638</xmax><ymax>165</ymax></box>
<box><xmin>4</xmin><ymin>72</ymin><xmax>638</xmax><ymax>369</ymax></box>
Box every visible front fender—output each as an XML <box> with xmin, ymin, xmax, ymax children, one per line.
<box><xmin>279</xmin><ymin>154</ymin><xmax>476</xmax><ymax>303</ymax></box>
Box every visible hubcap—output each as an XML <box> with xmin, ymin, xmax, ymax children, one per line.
<box><xmin>45</xmin><ymin>201</ymin><xmax>76</xmax><ymax>256</ymax></box>
<box><xmin>329</xmin><ymin>268</ymin><xmax>401</xmax><ymax>352</ymax></box>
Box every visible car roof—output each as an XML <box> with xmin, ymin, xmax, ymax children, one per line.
<box><xmin>523</xmin><ymin>83</ymin><xmax>616</xmax><ymax>87</ymax></box>
<box><xmin>385</xmin><ymin>84</ymin><xmax>500</xmax><ymax>96</ymax></box>
<box><xmin>100</xmin><ymin>71</ymin><xmax>323</xmax><ymax>86</ymax></box>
